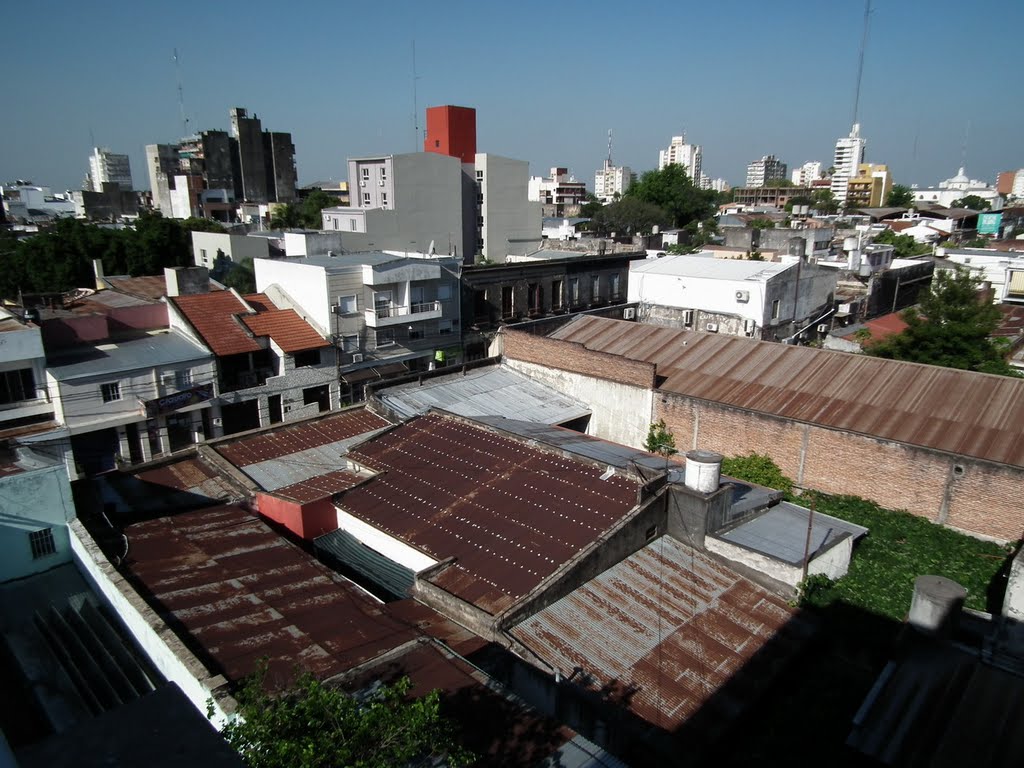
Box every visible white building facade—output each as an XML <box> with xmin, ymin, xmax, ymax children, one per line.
<box><xmin>87</xmin><ymin>147</ymin><xmax>133</xmax><ymax>191</ymax></box>
<box><xmin>831</xmin><ymin>124</ymin><xmax>867</xmax><ymax>205</ymax></box>
<box><xmin>746</xmin><ymin>155</ymin><xmax>788</xmax><ymax>187</ymax></box>
<box><xmin>594</xmin><ymin>160</ymin><xmax>633</xmax><ymax>203</ymax></box>
<box><xmin>792</xmin><ymin>161</ymin><xmax>823</xmax><ymax>187</ymax></box>
<box><xmin>658</xmin><ymin>135</ymin><xmax>702</xmax><ymax>182</ymax></box>
<box><xmin>912</xmin><ymin>168</ymin><xmax>1004</xmax><ymax>209</ymax></box>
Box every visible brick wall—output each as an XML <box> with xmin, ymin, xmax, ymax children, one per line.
<box><xmin>656</xmin><ymin>392</ymin><xmax>1024</xmax><ymax>542</ymax></box>
<box><xmin>502</xmin><ymin>329</ymin><xmax>656</xmax><ymax>389</ymax></box>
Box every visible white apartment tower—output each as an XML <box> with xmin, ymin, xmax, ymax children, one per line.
<box><xmin>830</xmin><ymin>124</ymin><xmax>867</xmax><ymax>205</ymax></box>
<box><xmin>658</xmin><ymin>135</ymin><xmax>702</xmax><ymax>182</ymax></box>
<box><xmin>745</xmin><ymin>155</ymin><xmax>788</xmax><ymax>187</ymax></box>
<box><xmin>791</xmin><ymin>161</ymin><xmax>823</xmax><ymax>187</ymax></box>
<box><xmin>87</xmin><ymin>147</ymin><xmax>133</xmax><ymax>191</ymax></box>
<box><xmin>594</xmin><ymin>160</ymin><xmax>633</xmax><ymax>203</ymax></box>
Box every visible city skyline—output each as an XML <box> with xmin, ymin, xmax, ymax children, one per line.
<box><xmin>4</xmin><ymin>0</ymin><xmax>1022</xmax><ymax>193</ymax></box>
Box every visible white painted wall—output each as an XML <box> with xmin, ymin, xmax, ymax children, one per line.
<box><xmin>0</xmin><ymin>463</ymin><xmax>74</xmax><ymax>582</ymax></box>
<box><xmin>255</xmin><ymin>259</ymin><xmax>332</xmax><ymax>332</ymax></box>
<box><xmin>191</xmin><ymin>232</ymin><xmax>269</xmax><ymax>270</ymax></box>
<box><xmin>629</xmin><ymin>265</ymin><xmax>768</xmax><ymax>326</ymax></box>
<box><xmin>706</xmin><ymin>534</ymin><xmax>855</xmax><ymax>588</ymax></box>
<box><xmin>335</xmin><ymin>507</ymin><xmax>438</xmax><ymax>572</ymax></box>
<box><xmin>503</xmin><ymin>358</ymin><xmax>653</xmax><ymax>448</ymax></box>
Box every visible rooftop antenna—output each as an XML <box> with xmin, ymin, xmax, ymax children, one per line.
<box><xmin>851</xmin><ymin>0</ymin><xmax>872</xmax><ymax>128</ymax></box>
<box><xmin>173</xmin><ymin>48</ymin><xmax>189</xmax><ymax>137</ymax></box>
<box><xmin>606</xmin><ymin>129</ymin><xmax>613</xmax><ymax>166</ymax></box>
<box><xmin>412</xmin><ymin>41</ymin><xmax>421</xmax><ymax>152</ymax></box>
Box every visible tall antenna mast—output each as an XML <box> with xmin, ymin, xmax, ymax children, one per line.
<box><xmin>851</xmin><ymin>0</ymin><xmax>872</xmax><ymax>128</ymax></box>
<box><xmin>606</xmin><ymin>129</ymin><xmax>613</xmax><ymax>166</ymax></box>
<box><xmin>173</xmin><ymin>48</ymin><xmax>189</xmax><ymax>137</ymax></box>
<box><xmin>412</xmin><ymin>41</ymin><xmax>420</xmax><ymax>152</ymax></box>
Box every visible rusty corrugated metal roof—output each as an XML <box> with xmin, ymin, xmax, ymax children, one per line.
<box><xmin>511</xmin><ymin>536</ymin><xmax>815</xmax><ymax>735</ymax></box>
<box><xmin>341</xmin><ymin>413</ymin><xmax>641</xmax><ymax>615</ymax></box>
<box><xmin>548</xmin><ymin>316</ymin><xmax>1024</xmax><ymax>468</ymax></box>
<box><xmin>121</xmin><ymin>504</ymin><xmax>419</xmax><ymax>688</ymax></box>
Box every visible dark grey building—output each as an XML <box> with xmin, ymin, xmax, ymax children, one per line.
<box><xmin>229</xmin><ymin>107</ymin><xmax>296</xmax><ymax>204</ymax></box>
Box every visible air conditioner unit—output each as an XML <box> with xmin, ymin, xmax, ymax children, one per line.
<box><xmin>623</xmin><ymin>307</ymin><xmax>636</xmax><ymax>320</ymax></box>
<box><xmin>378</xmin><ymin>180</ymin><xmax>385</xmax><ymax>187</ymax></box>
<box><xmin>817</xmin><ymin>323</ymin><xmax>829</xmax><ymax>333</ymax></box>
<box><xmin>744</xmin><ymin>319</ymin><xmax>756</xmax><ymax>335</ymax></box>
<box><xmin>360</xmin><ymin>180</ymin><xmax>367</xmax><ymax>187</ymax></box>
<box><xmin>735</xmin><ymin>290</ymin><xmax>750</xmax><ymax>303</ymax></box>
<box><xmin>160</xmin><ymin>373</ymin><xmax>176</xmax><ymax>387</ymax></box>
<box><xmin>682</xmin><ymin>309</ymin><xmax>694</xmax><ymax>326</ymax></box>
<box><xmin>705</xmin><ymin>322</ymin><xmax>719</xmax><ymax>333</ymax></box>
<box><xmin>351</xmin><ymin>353</ymin><xmax>363</xmax><ymax>363</ymax></box>
<box><xmin>212</xmin><ymin>417</ymin><xmax>223</xmax><ymax>426</ymax></box>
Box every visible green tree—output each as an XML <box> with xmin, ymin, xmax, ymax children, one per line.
<box><xmin>885</xmin><ymin>184</ymin><xmax>914</xmax><ymax>207</ymax></box>
<box><xmin>951</xmin><ymin>195</ymin><xmax>991</xmax><ymax>211</ymax></box>
<box><xmin>626</xmin><ymin>165</ymin><xmax>717</xmax><ymax>228</ymax></box>
<box><xmin>811</xmin><ymin>189</ymin><xmax>839</xmax><ymax>214</ymax></box>
<box><xmin>720</xmin><ymin>453</ymin><xmax>793</xmax><ymax>494</ymax></box>
<box><xmin>871</xmin><ymin>227</ymin><xmax>933</xmax><ymax>259</ymax></box>
<box><xmin>220</xmin><ymin>669</ymin><xmax>472</xmax><ymax>768</ymax></box>
<box><xmin>784</xmin><ymin>195</ymin><xmax>813</xmax><ymax>213</ymax></box>
<box><xmin>181</xmin><ymin>217</ymin><xmax>226</xmax><ymax>233</ymax></box>
<box><xmin>749</xmin><ymin>217</ymin><xmax>775</xmax><ymax>230</ymax></box>
<box><xmin>590</xmin><ymin>197</ymin><xmax>669</xmax><ymax>236</ymax></box>
<box><xmin>299</xmin><ymin>189</ymin><xmax>338</xmax><ymax>229</ymax></box>
<box><xmin>867</xmin><ymin>266</ymin><xmax>1018</xmax><ymax>376</ymax></box>
<box><xmin>644</xmin><ymin>420</ymin><xmax>677</xmax><ymax>456</ymax></box>
<box><xmin>222</xmin><ymin>257</ymin><xmax>256</xmax><ymax>294</ymax></box>
<box><xmin>269</xmin><ymin>203</ymin><xmax>302</xmax><ymax>230</ymax></box>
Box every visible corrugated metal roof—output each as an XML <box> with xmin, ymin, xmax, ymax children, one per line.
<box><xmin>46</xmin><ymin>331</ymin><xmax>211</xmax><ymax>380</ymax></box>
<box><xmin>121</xmin><ymin>504</ymin><xmax>419</xmax><ymax>688</ymax></box>
<box><xmin>104</xmin><ymin>276</ymin><xmax>171</xmax><ymax>301</ymax></box>
<box><xmin>341</xmin><ymin>413</ymin><xmax>641</xmax><ymax>615</ymax></box>
<box><xmin>548</xmin><ymin>316</ymin><xmax>1024</xmax><ymax>469</ymax></box>
<box><xmin>315</xmin><ymin>529</ymin><xmax>416</xmax><ymax>599</ymax></box>
<box><xmin>714</xmin><ymin>501</ymin><xmax>868</xmax><ymax>565</ymax></box>
<box><xmin>511</xmin><ymin>536</ymin><xmax>815</xmax><ymax>734</ymax></box>
<box><xmin>171</xmin><ymin>292</ymin><xmax>261</xmax><ymax>357</ymax></box>
<box><xmin>376</xmin><ymin>366</ymin><xmax>591</xmax><ymax>423</ymax></box>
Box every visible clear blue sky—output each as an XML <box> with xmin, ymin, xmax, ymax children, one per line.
<box><xmin>4</xmin><ymin>0</ymin><xmax>1022</xmax><ymax>193</ymax></box>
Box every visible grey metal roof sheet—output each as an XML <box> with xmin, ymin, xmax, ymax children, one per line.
<box><xmin>315</xmin><ymin>528</ymin><xmax>415</xmax><ymax>598</ymax></box>
<box><xmin>376</xmin><ymin>366</ymin><xmax>591</xmax><ymax>423</ymax></box>
<box><xmin>714</xmin><ymin>501</ymin><xmax>868</xmax><ymax>565</ymax></box>
<box><xmin>47</xmin><ymin>332</ymin><xmax>211</xmax><ymax>381</ymax></box>
<box><xmin>547</xmin><ymin>315</ymin><xmax>1024</xmax><ymax>469</ymax></box>
<box><xmin>511</xmin><ymin>535</ymin><xmax>815</xmax><ymax>734</ymax></box>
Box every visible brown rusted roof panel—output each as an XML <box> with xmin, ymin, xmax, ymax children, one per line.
<box><xmin>549</xmin><ymin>316</ymin><xmax>1024</xmax><ymax>468</ymax></box>
<box><xmin>341</xmin><ymin>413</ymin><xmax>640</xmax><ymax>614</ymax></box>
<box><xmin>511</xmin><ymin>536</ymin><xmax>815</xmax><ymax>734</ymax></box>
<box><xmin>120</xmin><ymin>504</ymin><xmax>418</xmax><ymax>688</ymax></box>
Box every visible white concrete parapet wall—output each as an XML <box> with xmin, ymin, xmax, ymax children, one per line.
<box><xmin>68</xmin><ymin>519</ymin><xmax>236</xmax><ymax>727</ymax></box>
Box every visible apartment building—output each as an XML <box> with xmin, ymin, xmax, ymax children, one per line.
<box><xmin>528</xmin><ymin>167</ymin><xmax>587</xmax><ymax>217</ymax></box>
<box><xmin>746</xmin><ymin>155</ymin><xmax>788</xmax><ymax>187</ymax></box>
<box><xmin>658</xmin><ymin>134</ymin><xmax>702</xmax><ymax>182</ymax></box>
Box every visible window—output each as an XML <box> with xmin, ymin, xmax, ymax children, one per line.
<box><xmin>439</xmin><ymin>319</ymin><xmax>453</xmax><ymax>335</ymax></box>
<box><xmin>437</xmin><ymin>282</ymin><xmax>453</xmax><ymax>301</ymax></box>
<box><xmin>591</xmin><ymin>275</ymin><xmax>601</xmax><ymax>299</ymax></box>
<box><xmin>362</xmin><ymin>192</ymin><xmax>371</xmax><ymax>205</ymax></box>
<box><xmin>435</xmin><ymin>140</ymin><xmax>440</xmax><ymax>148</ymax></box>
<box><xmin>200</xmin><ymin>248</ymin><xmax>207</xmax><ymax>263</ymax></box>
<box><xmin>381</xmin><ymin>192</ymin><xmax>388</xmax><ymax>207</ymax></box>
<box><xmin>375</xmin><ymin>329</ymin><xmax>395</xmax><ymax>347</ymax></box>
<box><xmin>175</xmin><ymin>369</ymin><xmax>192</xmax><ymax>389</ymax></box>
<box><xmin>294</xmin><ymin>349</ymin><xmax>321</xmax><ymax>368</ymax></box>
<box><xmin>501</xmin><ymin>286</ymin><xmax>514</xmax><ymax>318</ymax></box>
<box><xmin>361</xmin><ymin>167</ymin><xmax>370</xmax><ymax>180</ymax></box>
<box><xmin>408</xmin><ymin>326</ymin><xmax>423</xmax><ymax>341</ymax></box>
<box><xmin>528</xmin><ymin>282</ymin><xmax>542</xmax><ymax>313</ymax></box>
<box><xmin>350</xmin><ymin>218</ymin><xmax>357</xmax><ymax>231</ymax></box>
<box><xmin>610</xmin><ymin>273</ymin><xmax>621</xmax><ymax>298</ymax></box>
<box><xmin>552</xmin><ymin>279</ymin><xmax>563</xmax><ymax>308</ymax></box>
<box><xmin>374</xmin><ymin>291</ymin><xmax>393</xmax><ymax>318</ymax></box>
<box><xmin>333</xmin><ymin>218</ymin><xmax>339</xmax><ymax>230</ymax></box>
<box><xmin>771</xmin><ymin>299</ymin><xmax>781</xmax><ymax>320</ymax></box>
<box><xmin>338</xmin><ymin>294</ymin><xmax>358</xmax><ymax>314</ymax></box>
<box><xmin>341</xmin><ymin>335</ymin><xmax>359</xmax><ymax>353</ymax></box>
<box><xmin>476</xmin><ymin>170</ymin><xmax>484</xmax><ymax>181</ymax></box>
<box><xmin>29</xmin><ymin>528</ymin><xmax>56</xmax><ymax>559</ymax></box>
<box><xmin>0</xmin><ymin>368</ymin><xmax>36</xmax><ymax>405</ymax></box>
<box><xmin>379</xmin><ymin>166</ymin><xmax>387</xmax><ymax>181</ymax></box>
<box><xmin>101</xmin><ymin>382</ymin><xmax>121</xmax><ymax>403</ymax></box>
<box><xmin>570</xmin><ymin>277</ymin><xmax>580</xmax><ymax>305</ymax></box>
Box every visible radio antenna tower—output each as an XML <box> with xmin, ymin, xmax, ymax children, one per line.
<box><xmin>173</xmin><ymin>48</ymin><xmax>190</xmax><ymax>137</ymax></box>
<box><xmin>412</xmin><ymin>41</ymin><xmax>421</xmax><ymax>152</ymax></box>
<box><xmin>606</xmin><ymin>129</ymin><xmax>613</xmax><ymax>165</ymax></box>
<box><xmin>851</xmin><ymin>0</ymin><xmax>872</xmax><ymax>127</ymax></box>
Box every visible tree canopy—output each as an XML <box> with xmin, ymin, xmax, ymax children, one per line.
<box><xmin>866</xmin><ymin>266</ymin><xmax>1018</xmax><ymax>376</ymax></box>
<box><xmin>590</xmin><ymin>196</ymin><xmax>669</xmax><ymax>236</ymax></box>
<box><xmin>811</xmin><ymin>189</ymin><xmax>839</xmax><ymax>214</ymax></box>
<box><xmin>871</xmin><ymin>227</ymin><xmax>934</xmax><ymax>259</ymax></box>
<box><xmin>219</xmin><ymin>670</ymin><xmax>472</xmax><ymax>768</ymax></box>
<box><xmin>950</xmin><ymin>194</ymin><xmax>991</xmax><ymax>211</ymax></box>
<box><xmin>0</xmin><ymin>212</ymin><xmax>207</xmax><ymax>300</ymax></box>
<box><xmin>625</xmin><ymin>165</ymin><xmax>717</xmax><ymax>229</ymax></box>
<box><xmin>885</xmin><ymin>184</ymin><xmax>914</xmax><ymax>207</ymax></box>
<box><xmin>270</xmin><ymin>190</ymin><xmax>338</xmax><ymax>230</ymax></box>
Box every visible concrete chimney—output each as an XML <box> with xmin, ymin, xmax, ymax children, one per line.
<box><xmin>164</xmin><ymin>266</ymin><xmax>211</xmax><ymax>297</ymax></box>
<box><xmin>684</xmin><ymin>450</ymin><xmax>723</xmax><ymax>493</ymax></box>
<box><xmin>92</xmin><ymin>258</ymin><xmax>105</xmax><ymax>290</ymax></box>
<box><xmin>908</xmin><ymin>575</ymin><xmax>966</xmax><ymax>639</ymax></box>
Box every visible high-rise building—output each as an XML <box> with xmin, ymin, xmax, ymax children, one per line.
<box><xmin>831</xmin><ymin>124</ymin><xmax>867</xmax><ymax>205</ymax></box>
<box><xmin>423</xmin><ymin>105</ymin><xmax>477</xmax><ymax>165</ymax></box>
<box><xmin>228</xmin><ymin>107</ymin><xmax>296</xmax><ymax>203</ymax></box>
<box><xmin>528</xmin><ymin>167</ymin><xmax>587</xmax><ymax>216</ymax></box>
<box><xmin>658</xmin><ymin>135</ymin><xmax>702</xmax><ymax>182</ymax></box>
<box><xmin>845</xmin><ymin>163</ymin><xmax>892</xmax><ymax>208</ymax></box>
<box><xmin>791</xmin><ymin>161</ymin><xmax>823</xmax><ymax>187</ymax></box>
<box><xmin>87</xmin><ymin>147</ymin><xmax>133</xmax><ymax>192</ymax></box>
<box><xmin>145</xmin><ymin>143</ymin><xmax>182</xmax><ymax>214</ymax></box>
<box><xmin>745</xmin><ymin>155</ymin><xmax>788</xmax><ymax>188</ymax></box>
<box><xmin>595</xmin><ymin>160</ymin><xmax>632</xmax><ymax>203</ymax></box>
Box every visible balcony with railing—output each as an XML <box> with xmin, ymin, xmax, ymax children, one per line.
<box><xmin>364</xmin><ymin>300</ymin><xmax>443</xmax><ymax>328</ymax></box>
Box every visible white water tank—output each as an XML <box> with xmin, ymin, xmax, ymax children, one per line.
<box><xmin>684</xmin><ymin>450</ymin><xmax>723</xmax><ymax>493</ymax></box>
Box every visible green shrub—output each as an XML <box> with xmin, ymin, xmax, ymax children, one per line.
<box><xmin>721</xmin><ymin>453</ymin><xmax>793</xmax><ymax>494</ymax></box>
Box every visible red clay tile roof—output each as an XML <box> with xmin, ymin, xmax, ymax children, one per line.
<box><xmin>171</xmin><ymin>291</ymin><xmax>261</xmax><ymax>357</ymax></box>
<box><xmin>105</xmin><ymin>276</ymin><xmax>171</xmax><ymax>301</ymax></box>
<box><xmin>242</xmin><ymin>309</ymin><xmax>327</xmax><ymax>353</ymax></box>
<box><xmin>242</xmin><ymin>293</ymin><xmax>274</xmax><ymax>312</ymax></box>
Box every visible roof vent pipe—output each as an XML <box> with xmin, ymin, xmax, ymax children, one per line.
<box><xmin>684</xmin><ymin>450</ymin><xmax>723</xmax><ymax>493</ymax></box>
